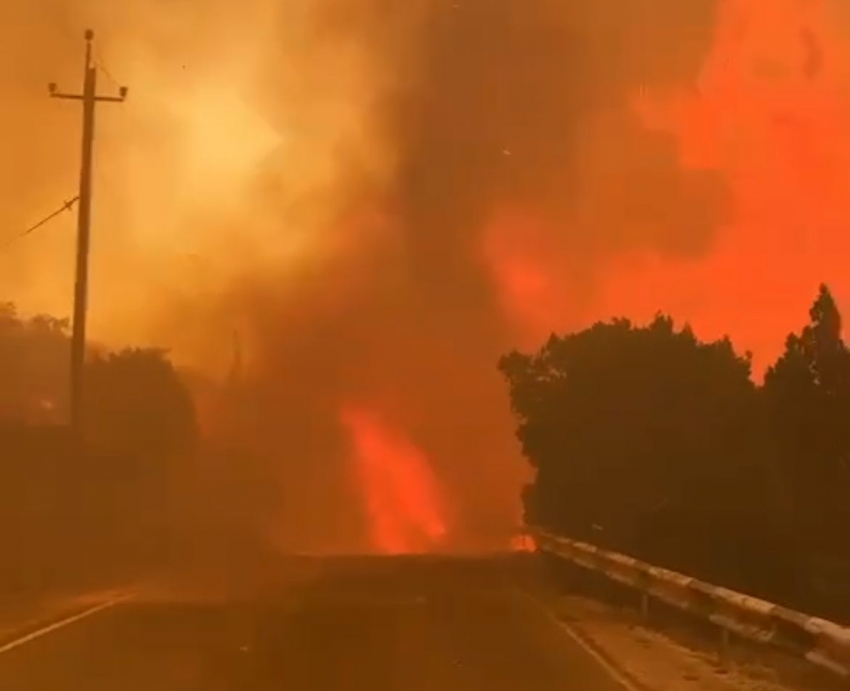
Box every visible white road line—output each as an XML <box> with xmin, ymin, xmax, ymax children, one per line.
<box><xmin>515</xmin><ymin>590</ymin><xmax>648</xmax><ymax>691</ymax></box>
<box><xmin>555</xmin><ymin>617</ymin><xmax>649</xmax><ymax>691</ymax></box>
<box><xmin>0</xmin><ymin>593</ymin><xmax>133</xmax><ymax>655</ymax></box>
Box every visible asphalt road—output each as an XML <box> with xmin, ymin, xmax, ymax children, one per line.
<box><xmin>0</xmin><ymin>555</ymin><xmax>630</xmax><ymax>690</ymax></box>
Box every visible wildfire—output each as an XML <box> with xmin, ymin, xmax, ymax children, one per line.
<box><xmin>511</xmin><ymin>534</ymin><xmax>537</xmax><ymax>553</ymax></box>
<box><xmin>339</xmin><ymin>406</ymin><xmax>447</xmax><ymax>554</ymax></box>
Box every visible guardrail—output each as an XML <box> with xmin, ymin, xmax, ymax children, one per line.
<box><xmin>530</xmin><ymin>526</ymin><xmax>850</xmax><ymax>678</ymax></box>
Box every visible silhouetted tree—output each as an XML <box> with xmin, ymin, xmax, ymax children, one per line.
<box><xmin>764</xmin><ymin>284</ymin><xmax>850</xmax><ymax>560</ymax></box>
<box><xmin>84</xmin><ymin>347</ymin><xmax>198</xmax><ymax>458</ymax></box>
<box><xmin>0</xmin><ymin>304</ymin><xmax>197</xmax><ymax>454</ymax></box>
<box><xmin>0</xmin><ymin>306</ymin><xmax>201</xmax><ymax>596</ymax></box>
<box><xmin>0</xmin><ymin>305</ymin><xmax>69</xmax><ymax>422</ymax></box>
<box><xmin>499</xmin><ymin>315</ymin><xmax>795</xmax><ymax>595</ymax></box>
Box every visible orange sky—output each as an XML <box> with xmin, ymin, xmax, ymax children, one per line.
<box><xmin>490</xmin><ymin>0</ymin><xmax>850</xmax><ymax>375</ymax></box>
<box><xmin>3</xmin><ymin>0</ymin><xmax>850</xmax><ymax>553</ymax></box>
<box><xmin>617</xmin><ymin>0</ymin><xmax>850</xmax><ymax>373</ymax></box>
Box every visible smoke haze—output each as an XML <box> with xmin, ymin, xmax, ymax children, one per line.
<box><xmin>3</xmin><ymin>0</ymin><xmax>848</xmax><ymax>552</ymax></box>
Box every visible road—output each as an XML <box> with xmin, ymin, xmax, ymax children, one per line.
<box><xmin>0</xmin><ymin>555</ymin><xmax>632</xmax><ymax>690</ymax></box>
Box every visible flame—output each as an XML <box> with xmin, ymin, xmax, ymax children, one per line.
<box><xmin>339</xmin><ymin>406</ymin><xmax>447</xmax><ymax>554</ymax></box>
<box><xmin>511</xmin><ymin>534</ymin><xmax>537</xmax><ymax>553</ymax></box>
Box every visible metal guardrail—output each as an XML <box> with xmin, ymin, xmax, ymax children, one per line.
<box><xmin>530</xmin><ymin>526</ymin><xmax>850</xmax><ymax>677</ymax></box>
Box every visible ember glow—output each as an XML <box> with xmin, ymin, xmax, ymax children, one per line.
<box><xmin>340</xmin><ymin>406</ymin><xmax>447</xmax><ymax>555</ymax></box>
<box><xmin>511</xmin><ymin>534</ymin><xmax>537</xmax><ymax>554</ymax></box>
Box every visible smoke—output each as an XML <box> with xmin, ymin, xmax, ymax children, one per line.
<box><xmin>6</xmin><ymin>1</ymin><xmax>847</xmax><ymax>552</ymax></box>
<box><xmin>232</xmin><ymin>0</ymin><xmax>725</xmax><ymax>551</ymax></box>
<box><xmin>612</xmin><ymin>0</ymin><xmax>850</xmax><ymax>372</ymax></box>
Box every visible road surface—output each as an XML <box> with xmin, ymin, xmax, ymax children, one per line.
<box><xmin>0</xmin><ymin>555</ymin><xmax>632</xmax><ymax>690</ymax></box>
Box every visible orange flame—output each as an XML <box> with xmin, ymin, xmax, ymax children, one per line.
<box><xmin>340</xmin><ymin>406</ymin><xmax>447</xmax><ymax>554</ymax></box>
<box><xmin>511</xmin><ymin>534</ymin><xmax>537</xmax><ymax>553</ymax></box>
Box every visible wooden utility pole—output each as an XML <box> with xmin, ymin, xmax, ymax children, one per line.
<box><xmin>50</xmin><ymin>30</ymin><xmax>128</xmax><ymax>434</ymax></box>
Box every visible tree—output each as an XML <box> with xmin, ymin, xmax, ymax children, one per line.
<box><xmin>499</xmin><ymin>315</ymin><xmax>792</xmax><ymax>594</ymax></box>
<box><xmin>0</xmin><ymin>305</ymin><xmax>69</xmax><ymax>423</ymax></box>
<box><xmin>82</xmin><ymin>348</ymin><xmax>199</xmax><ymax>569</ymax></box>
<box><xmin>0</xmin><ymin>308</ymin><xmax>201</xmax><ymax>593</ymax></box>
<box><xmin>84</xmin><ymin>348</ymin><xmax>198</xmax><ymax>459</ymax></box>
<box><xmin>764</xmin><ymin>284</ymin><xmax>850</xmax><ymax>558</ymax></box>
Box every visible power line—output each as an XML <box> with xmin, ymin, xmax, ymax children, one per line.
<box><xmin>1</xmin><ymin>196</ymin><xmax>80</xmax><ymax>249</ymax></box>
<box><xmin>93</xmin><ymin>46</ymin><xmax>121</xmax><ymax>91</ymax></box>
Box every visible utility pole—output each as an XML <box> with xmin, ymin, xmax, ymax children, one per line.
<box><xmin>50</xmin><ymin>29</ymin><xmax>128</xmax><ymax>435</ymax></box>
